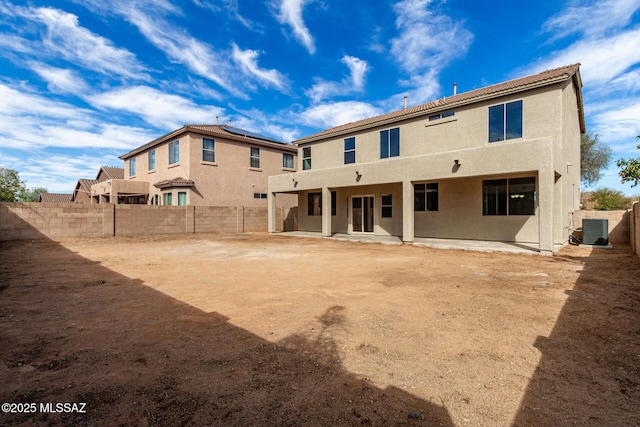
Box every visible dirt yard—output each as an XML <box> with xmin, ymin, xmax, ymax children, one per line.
<box><xmin>1</xmin><ymin>233</ymin><xmax>639</xmax><ymax>426</ymax></box>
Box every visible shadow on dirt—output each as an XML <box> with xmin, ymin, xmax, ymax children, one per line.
<box><xmin>512</xmin><ymin>245</ymin><xmax>640</xmax><ymax>426</ymax></box>
<box><xmin>0</xmin><ymin>234</ymin><xmax>453</xmax><ymax>426</ymax></box>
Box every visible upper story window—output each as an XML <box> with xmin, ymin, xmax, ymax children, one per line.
<box><xmin>414</xmin><ymin>183</ymin><xmax>438</xmax><ymax>211</ymax></box>
<box><xmin>428</xmin><ymin>111</ymin><xmax>455</xmax><ymax>121</ymax></box>
<box><xmin>250</xmin><ymin>147</ymin><xmax>260</xmax><ymax>168</ymax></box>
<box><xmin>344</xmin><ymin>137</ymin><xmax>356</xmax><ymax>164</ymax></box>
<box><xmin>483</xmin><ymin>177</ymin><xmax>535</xmax><ymax>215</ymax></box>
<box><xmin>203</xmin><ymin>138</ymin><xmax>215</xmax><ymax>162</ymax></box>
<box><xmin>129</xmin><ymin>158</ymin><xmax>136</xmax><ymax>177</ymax></box>
<box><xmin>169</xmin><ymin>140</ymin><xmax>180</xmax><ymax>165</ymax></box>
<box><xmin>302</xmin><ymin>147</ymin><xmax>311</xmax><ymax>170</ymax></box>
<box><xmin>283</xmin><ymin>153</ymin><xmax>294</xmax><ymax>169</ymax></box>
<box><xmin>148</xmin><ymin>150</ymin><xmax>156</xmax><ymax>171</ymax></box>
<box><xmin>380</xmin><ymin>127</ymin><xmax>400</xmax><ymax>159</ymax></box>
<box><xmin>489</xmin><ymin>100</ymin><xmax>522</xmax><ymax>142</ymax></box>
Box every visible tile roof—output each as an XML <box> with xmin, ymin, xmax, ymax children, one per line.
<box><xmin>153</xmin><ymin>177</ymin><xmax>195</xmax><ymax>189</ymax></box>
<box><xmin>71</xmin><ymin>179</ymin><xmax>98</xmax><ymax>201</ymax></box>
<box><xmin>294</xmin><ymin>63</ymin><xmax>583</xmax><ymax>144</ymax></box>
<box><xmin>39</xmin><ymin>193</ymin><xmax>72</xmax><ymax>203</ymax></box>
<box><xmin>120</xmin><ymin>124</ymin><xmax>296</xmax><ymax>160</ymax></box>
<box><xmin>99</xmin><ymin>166</ymin><xmax>124</xmax><ymax>180</ymax></box>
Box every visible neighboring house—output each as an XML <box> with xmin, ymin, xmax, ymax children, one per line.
<box><xmin>39</xmin><ymin>193</ymin><xmax>72</xmax><ymax>203</ymax></box>
<box><xmin>71</xmin><ymin>179</ymin><xmax>98</xmax><ymax>203</ymax></box>
<box><xmin>268</xmin><ymin>64</ymin><xmax>585</xmax><ymax>254</ymax></box>
<box><xmin>114</xmin><ymin>124</ymin><xmax>297</xmax><ymax>207</ymax></box>
<box><xmin>90</xmin><ymin>166</ymin><xmax>139</xmax><ymax>204</ymax></box>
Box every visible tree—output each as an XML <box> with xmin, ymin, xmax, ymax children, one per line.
<box><xmin>616</xmin><ymin>136</ymin><xmax>640</xmax><ymax>187</ymax></box>
<box><xmin>0</xmin><ymin>167</ymin><xmax>27</xmax><ymax>202</ymax></box>
<box><xmin>581</xmin><ymin>132</ymin><xmax>612</xmax><ymax>187</ymax></box>
<box><xmin>590</xmin><ymin>187</ymin><xmax>632</xmax><ymax>210</ymax></box>
<box><xmin>20</xmin><ymin>187</ymin><xmax>48</xmax><ymax>202</ymax></box>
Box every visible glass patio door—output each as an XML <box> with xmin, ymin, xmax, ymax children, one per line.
<box><xmin>352</xmin><ymin>196</ymin><xmax>374</xmax><ymax>233</ymax></box>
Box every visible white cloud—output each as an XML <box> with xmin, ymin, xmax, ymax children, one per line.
<box><xmin>29</xmin><ymin>63</ymin><xmax>90</xmax><ymax>95</ymax></box>
<box><xmin>298</xmin><ymin>101</ymin><xmax>382</xmax><ymax>129</ymax></box>
<box><xmin>390</xmin><ymin>0</ymin><xmax>473</xmax><ymax>74</ymax></box>
<box><xmin>89</xmin><ymin>86</ymin><xmax>224</xmax><ymax>129</ymax></box>
<box><xmin>231</xmin><ymin>43</ymin><xmax>289</xmax><ymax>91</ymax></box>
<box><xmin>533</xmin><ymin>28</ymin><xmax>640</xmax><ymax>85</ymax></box>
<box><xmin>543</xmin><ymin>0</ymin><xmax>640</xmax><ymax>40</ymax></box>
<box><xmin>591</xmin><ymin>100</ymin><xmax>640</xmax><ymax>151</ymax></box>
<box><xmin>0</xmin><ymin>84</ymin><xmax>89</xmax><ymax>120</ymax></box>
<box><xmin>193</xmin><ymin>0</ymin><xmax>256</xmax><ymax>30</ymax></box>
<box><xmin>306</xmin><ymin>55</ymin><xmax>370</xmax><ymax>103</ymax></box>
<box><xmin>274</xmin><ymin>0</ymin><xmax>315</xmax><ymax>54</ymax></box>
<box><xmin>2</xmin><ymin>4</ymin><xmax>149</xmax><ymax>80</ymax></box>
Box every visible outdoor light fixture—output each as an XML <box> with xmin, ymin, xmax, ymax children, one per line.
<box><xmin>454</xmin><ymin>159</ymin><xmax>460</xmax><ymax>165</ymax></box>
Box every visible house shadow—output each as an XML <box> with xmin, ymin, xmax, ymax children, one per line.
<box><xmin>0</xmin><ymin>219</ymin><xmax>453</xmax><ymax>426</ymax></box>
<box><xmin>512</xmin><ymin>245</ymin><xmax>640</xmax><ymax>426</ymax></box>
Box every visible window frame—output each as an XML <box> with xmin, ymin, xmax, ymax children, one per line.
<box><xmin>129</xmin><ymin>157</ymin><xmax>136</xmax><ymax>177</ymax></box>
<box><xmin>344</xmin><ymin>137</ymin><xmax>356</xmax><ymax>164</ymax></box>
<box><xmin>307</xmin><ymin>191</ymin><xmax>336</xmax><ymax>216</ymax></box>
<box><xmin>482</xmin><ymin>177</ymin><xmax>536</xmax><ymax>216</ymax></box>
<box><xmin>250</xmin><ymin>146</ymin><xmax>260</xmax><ymax>169</ymax></box>
<box><xmin>169</xmin><ymin>140</ymin><xmax>180</xmax><ymax>165</ymax></box>
<box><xmin>381</xmin><ymin>194</ymin><xmax>392</xmax><ymax>218</ymax></box>
<box><xmin>283</xmin><ymin>153</ymin><xmax>294</xmax><ymax>169</ymax></box>
<box><xmin>414</xmin><ymin>183</ymin><xmax>439</xmax><ymax>212</ymax></box>
<box><xmin>177</xmin><ymin>191</ymin><xmax>187</xmax><ymax>206</ymax></box>
<box><xmin>163</xmin><ymin>192</ymin><xmax>173</xmax><ymax>206</ymax></box>
<box><xmin>380</xmin><ymin>127</ymin><xmax>400</xmax><ymax>159</ymax></box>
<box><xmin>489</xmin><ymin>100</ymin><xmax>523</xmax><ymax>142</ymax></box>
<box><xmin>148</xmin><ymin>149</ymin><xmax>156</xmax><ymax>172</ymax></box>
<box><xmin>202</xmin><ymin>138</ymin><xmax>215</xmax><ymax>163</ymax></box>
<box><xmin>302</xmin><ymin>147</ymin><xmax>311</xmax><ymax>170</ymax></box>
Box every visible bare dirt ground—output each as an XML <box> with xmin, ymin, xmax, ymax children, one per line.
<box><xmin>1</xmin><ymin>233</ymin><xmax>639</xmax><ymax>426</ymax></box>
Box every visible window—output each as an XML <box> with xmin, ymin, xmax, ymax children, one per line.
<box><xmin>307</xmin><ymin>191</ymin><xmax>337</xmax><ymax>216</ymax></box>
<box><xmin>253</xmin><ymin>193</ymin><xmax>268</xmax><ymax>199</ymax></box>
<box><xmin>344</xmin><ymin>137</ymin><xmax>356</xmax><ymax>164</ymax></box>
<box><xmin>148</xmin><ymin>150</ymin><xmax>156</xmax><ymax>171</ymax></box>
<box><xmin>178</xmin><ymin>192</ymin><xmax>187</xmax><ymax>206</ymax></box>
<box><xmin>489</xmin><ymin>100</ymin><xmax>523</xmax><ymax>142</ymax></box>
<box><xmin>414</xmin><ymin>183</ymin><xmax>438</xmax><ymax>211</ymax></box>
<box><xmin>163</xmin><ymin>192</ymin><xmax>172</xmax><ymax>206</ymax></box>
<box><xmin>483</xmin><ymin>177</ymin><xmax>535</xmax><ymax>215</ymax></box>
<box><xmin>129</xmin><ymin>158</ymin><xmax>136</xmax><ymax>177</ymax></box>
<box><xmin>283</xmin><ymin>153</ymin><xmax>294</xmax><ymax>169</ymax></box>
<box><xmin>169</xmin><ymin>140</ymin><xmax>180</xmax><ymax>165</ymax></box>
<box><xmin>381</xmin><ymin>194</ymin><xmax>392</xmax><ymax>218</ymax></box>
<box><xmin>250</xmin><ymin>147</ymin><xmax>260</xmax><ymax>168</ymax></box>
<box><xmin>203</xmin><ymin>138</ymin><xmax>215</xmax><ymax>162</ymax></box>
<box><xmin>428</xmin><ymin>111</ymin><xmax>455</xmax><ymax>121</ymax></box>
<box><xmin>302</xmin><ymin>147</ymin><xmax>311</xmax><ymax>170</ymax></box>
<box><xmin>380</xmin><ymin>127</ymin><xmax>400</xmax><ymax>159</ymax></box>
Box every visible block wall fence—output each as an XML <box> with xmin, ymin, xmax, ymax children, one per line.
<box><xmin>0</xmin><ymin>203</ymin><xmax>297</xmax><ymax>241</ymax></box>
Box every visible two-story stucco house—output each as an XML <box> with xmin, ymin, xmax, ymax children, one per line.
<box><xmin>268</xmin><ymin>64</ymin><xmax>584</xmax><ymax>254</ymax></box>
<box><xmin>96</xmin><ymin>124</ymin><xmax>297</xmax><ymax>207</ymax></box>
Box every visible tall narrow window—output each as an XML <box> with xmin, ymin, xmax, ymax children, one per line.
<box><xmin>489</xmin><ymin>100</ymin><xmax>523</xmax><ymax>142</ymax></box>
<box><xmin>203</xmin><ymin>138</ymin><xmax>215</xmax><ymax>162</ymax></box>
<box><xmin>283</xmin><ymin>153</ymin><xmax>294</xmax><ymax>169</ymax></box>
<box><xmin>302</xmin><ymin>147</ymin><xmax>311</xmax><ymax>170</ymax></box>
<box><xmin>381</xmin><ymin>194</ymin><xmax>392</xmax><ymax>218</ymax></box>
<box><xmin>250</xmin><ymin>147</ymin><xmax>260</xmax><ymax>168</ymax></box>
<box><xmin>380</xmin><ymin>127</ymin><xmax>400</xmax><ymax>159</ymax></box>
<box><xmin>169</xmin><ymin>140</ymin><xmax>180</xmax><ymax>165</ymax></box>
<box><xmin>344</xmin><ymin>137</ymin><xmax>356</xmax><ymax>164</ymax></box>
<box><xmin>148</xmin><ymin>150</ymin><xmax>156</xmax><ymax>171</ymax></box>
<box><xmin>163</xmin><ymin>192</ymin><xmax>172</xmax><ymax>206</ymax></box>
<box><xmin>129</xmin><ymin>158</ymin><xmax>136</xmax><ymax>177</ymax></box>
<box><xmin>178</xmin><ymin>192</ymin><xmax>187</xmax><ymax>206</ymax></box>
<box><xmin>308</xmin><ymin>192</ymin><xmax>321</xmax><ymax>216</ymax></box>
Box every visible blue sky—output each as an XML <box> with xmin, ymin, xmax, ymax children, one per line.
<box><xmin>1</xmin><ymin>0</ymin><xmax>639</xmax><ymax>195</ymax></box>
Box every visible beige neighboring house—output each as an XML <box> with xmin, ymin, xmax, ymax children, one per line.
<box><xmin>89</xmin><ymin>166</ymin><xmax>144</xmax><ymax>204</ymax></box>
<box><xmin>113</xmin><ymin>124</ymin><xmax>297</xmax><ymax>207</ymax></box>
<box><xmin>268</xmin><ymin>64</ymin><xmax>585</xmax><ymax>254</ymax></box>
<box><xmin>71</xmin><ymin>179</ymin><xmax>98</xmax><ymax>203</ymax></box>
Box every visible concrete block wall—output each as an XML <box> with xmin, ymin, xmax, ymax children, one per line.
<box><xmin>573</xmin><ymin>209</ymin><xmax>630</xmax><ymax>244</ymax></box>
<box><xmin>632</xmin><ymin>202</ymin><xmax>639</xmax><ymax>257</ymax></box>
<box><xmin>0</xmin><ymin>203</ymin><xmax>112</xmax><ymax>241</ymax></box>
<box><xmin>0</xmin><ymin>203</ymin><xmax>295</xmax><ymax>241</ymax></box>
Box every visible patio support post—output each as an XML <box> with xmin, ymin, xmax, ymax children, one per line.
<box><xmin>268</xmin><ymin>192</ymin><xmax>277</xmax><ymax>233</ymax></box>
<box><xmin>402</xmin><ymin>180</ymin><xmax>414</xmax><ymax>242</ymax></box>
<box><xmin>322</xmin><ymin>186</ymin><xmax>332</xmax><ymax>237</ymax></box>
<box><xmin>538</xmin><ymin>170</ymin><xmax>554</xmax><ymax>255</ymax></box>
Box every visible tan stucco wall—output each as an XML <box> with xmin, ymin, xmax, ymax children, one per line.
<box><xmin>125</xmin><ymin>132</ymin><xmax>297</xmax><ymax>207</ymax></box>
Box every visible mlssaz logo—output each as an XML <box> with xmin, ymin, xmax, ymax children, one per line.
<box><xmin>40</xmin><ymin>403</ymin><xmax>87</xmax><ymax>413</ymax></box>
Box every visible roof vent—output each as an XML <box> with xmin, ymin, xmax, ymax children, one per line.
<box><xmin>453</xmin><ymin>82</ymin><xmax>457</xmax><ymax>96</ymax></box>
